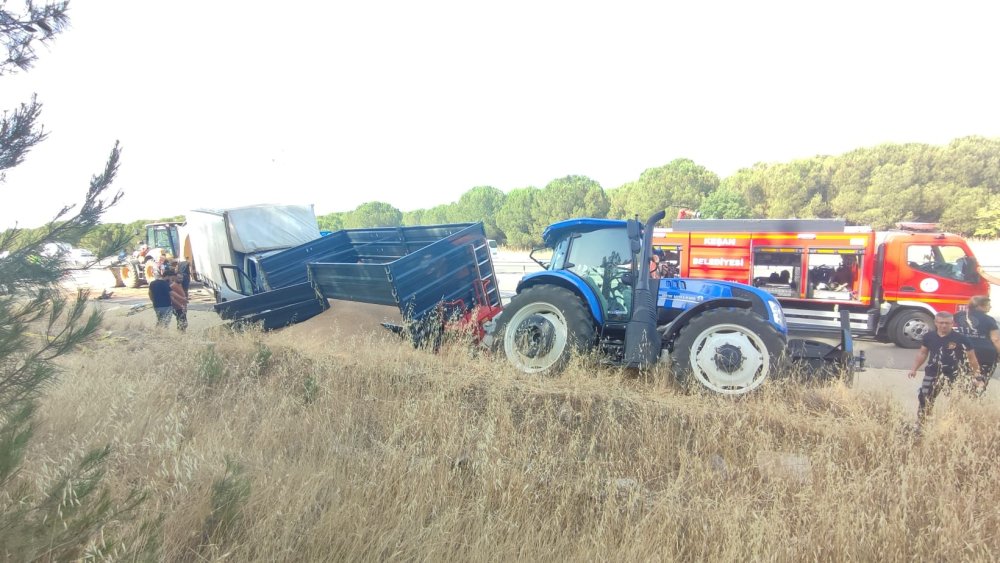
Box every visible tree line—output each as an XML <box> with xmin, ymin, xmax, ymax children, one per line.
<box><xmin>8</xmin><ymin>138</ymin><xmax>1000</xmax><ymax>255</ymax></box>
<box><xmin>316</xmin><ymin>136</ymin><xmax>1000</xmax><ymax>247</ymax></box>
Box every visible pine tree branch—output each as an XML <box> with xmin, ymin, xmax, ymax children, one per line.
<box><xmin>0</xmin><ymin>1</ymin><xmax>70</xmax><ymax>76</ymax></box>
<box><xmin>0</xmin><ymin>95</ymin><xmax>46</xmax><ymax>180</ymax></box>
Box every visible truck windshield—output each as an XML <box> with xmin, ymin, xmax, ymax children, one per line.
<box><xmin>147</xmin><ymin>226</ymin><xmax>175</xmax><ymax>252</ymax></box>
<box><xmin>906</xmin><ymin>244</ymin><xmax>977</xmax><ymax>282</ymax></box>
<box><xmin>559</xmin><ymin>228</ymin><xmax>634</xmax><ymax>321</ymax></box>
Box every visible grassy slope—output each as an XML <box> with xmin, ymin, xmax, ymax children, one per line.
<box><xmin>21</xmin><ymin>310</ymin><xmax>1000</xmax><ymax>561</ymax></box>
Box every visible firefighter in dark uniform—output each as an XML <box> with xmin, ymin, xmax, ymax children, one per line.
<box><xmin>907</xmin><ymin>311</ymin><xmax>982</xmax><ymax>428</ymax></box>
<box><xmin>954</xmin><ymin>296</ymin><xmax>1000</xmax><ymax>390</ymax></box>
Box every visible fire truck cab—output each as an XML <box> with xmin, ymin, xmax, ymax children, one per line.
<box><xmin>653</xmin><ymin>218</ymin><xmax>990</xmax><ymax>348</ymax></box>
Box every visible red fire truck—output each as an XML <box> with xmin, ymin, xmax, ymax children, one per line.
<box><xmin>652</xmin><ymin>218</ymin><xmax>992</xmax><ymax>348</ymax></box>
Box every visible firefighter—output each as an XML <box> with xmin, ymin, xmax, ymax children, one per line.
<box><xmin>954</xmin><ymin>296</ymin><xmax>1000</xmax><ymax>390</ymax></box>
<box><xmin>907</xmin><ymin>311</ymin><xmax>983</xmax><ymax>430</ymax></box>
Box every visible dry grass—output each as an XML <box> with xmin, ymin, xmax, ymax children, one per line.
<box><xmin>20</xmin><ymin>311</ymin><xmax>1000</xmax><ymax>561</ymax></box>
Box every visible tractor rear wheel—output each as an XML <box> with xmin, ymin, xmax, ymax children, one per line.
<box><xmin>671</xmin><ymin>308</ymin><xmax>785</xmax><ymax>395</ymax></box>
<box><xmin>493</xmin><ymin>285</ymin><xmax>595</xmax><ymax>376</ymax></box>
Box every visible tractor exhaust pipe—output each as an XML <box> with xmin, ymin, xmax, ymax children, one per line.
<box><xmin>624</xmin><ymin>210</ymin><xmax>666</xmax><ymax>369</ymax></box>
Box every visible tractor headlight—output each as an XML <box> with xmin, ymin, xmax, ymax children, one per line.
<box><xmin>768</xmin><ymin>301</ymin><xmax>786</xmax><ymax>330</ymax></box>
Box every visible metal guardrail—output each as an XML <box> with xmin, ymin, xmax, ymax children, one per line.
<box><xmin>493</xmin><ymin>261</ymin><xmax>543</xmax><ymax>275</ymax></box>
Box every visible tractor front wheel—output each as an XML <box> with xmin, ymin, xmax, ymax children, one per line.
<box><xmin>671</xmin><ymin>308</ymin><xmax>785</xmax><ymax>395</ymax></box>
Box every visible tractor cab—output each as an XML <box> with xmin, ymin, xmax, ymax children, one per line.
<box><xmin>533</xmin><ymin>218</ymin><xmax>638</xmax><ymax>323</ymax></box>
<box><xmin>144</xmin><ymin>222</ymin><xmax>184</xmax><ymax>257</ymax></box>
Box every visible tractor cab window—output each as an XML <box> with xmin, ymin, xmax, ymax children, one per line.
<box><xmin>906</xmin><ymin>244</ymin><xmax>977</xmax><ymax>282</ymax></box>
<box><xmin>561</xmin><ymin>228</ymin><xmax>634</xmax><ymax>321</ymax></box>
<box><xmin>548</xmin><ymin>238</ymin><xmax>568</xmax><ymax>271</ymax></box>
<box><xmin>751</xmin><ymin>247</ymin><xmax>802</xmax><ymax>298</ymax></box>
<box><xmin>147</xmin><ymin>226</ymin><xmax>175</xmax><ymax>254</ymax></box>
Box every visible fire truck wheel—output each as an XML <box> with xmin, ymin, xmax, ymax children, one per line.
<box><xmin>671</xmin><ymin>308</ymin><xmax>785</xmax><ymax>395</ymax></box>
<box><xmin>887</xmin><ymin>309</ymin><xmax>933</xmax><ymax>349</ymax></box>
<box><xmin>493</xmin><ymin>285</ymin><xmax>595</xmax><ymax>376</ymax></box>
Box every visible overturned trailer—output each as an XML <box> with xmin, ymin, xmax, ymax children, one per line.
<box><xmin>213</xmin><ymin>223</ymin><xmax>503</xmax><ymax>336</ymax></box>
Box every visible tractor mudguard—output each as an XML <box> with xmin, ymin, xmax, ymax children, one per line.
<box><xmin>517</xmin><ymin>270</ymin><xmax>605</xmax><ymax>325</ymax></box>
<box><xmin>659</xmin><ymin>297</ymin><xmax>753</xmax><ymax>351</ymax></box>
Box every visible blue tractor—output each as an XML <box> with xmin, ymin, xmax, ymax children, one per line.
<box><xmin>486</xmin><ymin>211</ymin><xmax>853</xmax><ymax>394</ymax></box>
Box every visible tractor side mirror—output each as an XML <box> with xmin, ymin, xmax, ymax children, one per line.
<box><xmin>626</xmin><ymin>219</ymin><xmax>641</xmax><ymax>240</ymax></box>
<box><xmin>626</xmin><ymin>219</ymin><xmax>642</xmax><ymax>254</ymax></box>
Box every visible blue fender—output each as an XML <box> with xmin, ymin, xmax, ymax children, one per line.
<box><xmin>657</xmin><ymin>278</ymin><xmax>788</xmax><ymax>335</ymax></box>
<box><xmin>516</xmin><ymin>270</ymin><xmax>605</xmax><ymax>325</ymax></box>
<box><xmin>659</xmin><ymin>297</ymin><xmax>754</xmax><ymax>350</ymax></box>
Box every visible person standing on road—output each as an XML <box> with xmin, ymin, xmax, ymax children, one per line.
<box><xmin>169</xmin><ymin>260</ymin><xmax>191</xmax><ymax>296</ymax></box>
<box><xmin>907</xmin><ymin>311</ymin><xmax>983</xmax><ymax>427</ymax></box>
<box><xmin>954</xmin><ymin>296</ymin><xmax>1000</xmax><ymax>390</ymax></box>
<box><xmin>167</xmin><ymin>269</ymin><xmax>189</xmax><ymax>332</ymax></box>
<box><xmin>147</xmin><ymin>270</ymin><xmax>173</xmax><ymax>328</ymax></box>
<box><xmin>178</xmin><ymin>260</ymin><xmax>191</xmax><ymax>296</ymax></box>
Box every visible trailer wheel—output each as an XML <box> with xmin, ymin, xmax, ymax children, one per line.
<box><xmin>122</xmin><ymin>262</ymin><xmax>142</xmax><ymax>288</ymax></box>
<box><xmin>671</xmin><ymin>308</ymin><xmax>785</xmax><ymax>395</ymax></box>
<box><xmin>888</xmin><ymin>309</ymin><xmax>932</xmax><ymax>349</ymax></box>
<box><xmin>494</xmin><ymin>285</ymin><xmax>595</xmax><ymax>375</ymax></box>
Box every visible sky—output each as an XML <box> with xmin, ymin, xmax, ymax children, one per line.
<box><xmin>2</xmin><ymin>0</ymin><xmax>999</xmax><ymax>229</ymax></box>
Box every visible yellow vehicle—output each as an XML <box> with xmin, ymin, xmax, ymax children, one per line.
<box><xmin>110</xmin><ymin>222</ymin><xmax>197</xmax><ymax>288</ymax></box>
